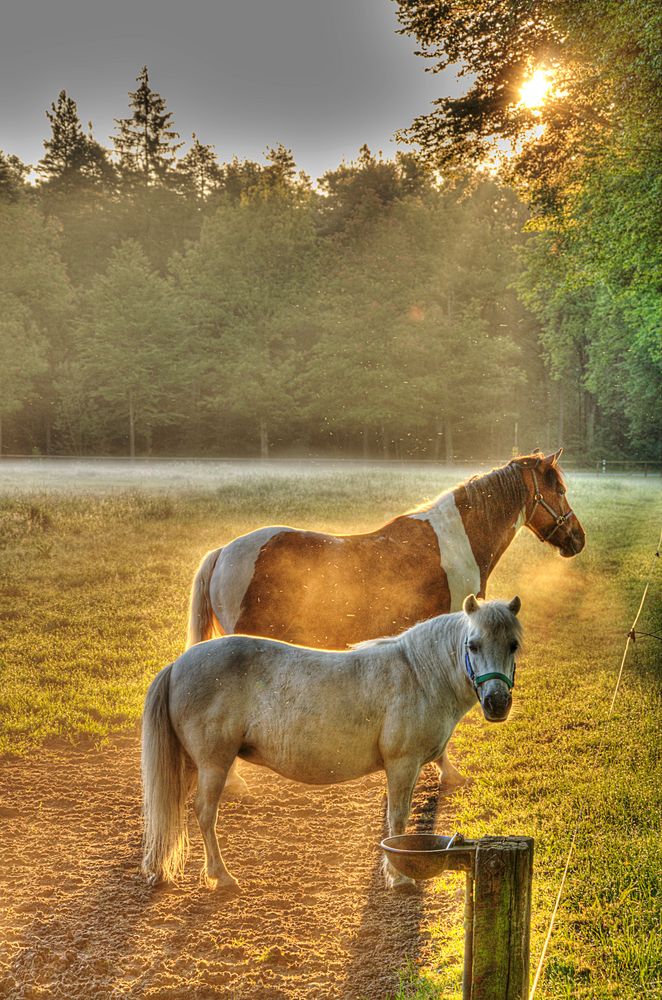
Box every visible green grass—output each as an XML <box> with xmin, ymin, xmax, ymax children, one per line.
<box><xmin>1</xmin><ymin>464</ymin><xmax>660</xmax><ymax>998</ymax></box>
<box><xmin>392</xmin><ymin>476</ymin><xmax>662</xmax><ymax>1000</ymax></box>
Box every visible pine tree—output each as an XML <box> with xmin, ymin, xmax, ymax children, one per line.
<box><xmin>0</xmin><ymin>201</ymin><xmax>72</xmax><ymax>453</ymax></box>
<box><xmin>113</xmin><ymin>67</ymin><xmax>183</xmax><ymax>187</ymax></box>
<box><xmin>176</xmin><ymin>134</ymin><xmax>222</xmax><ymax>200</ymax></box>
<box><xmin>77</xmin><ymin>241</ymin><xmax>189</xmax><ymax>456</ymax></box>
<box><xmin>0</xmin><ymin>294</ymin><xmax>47</xmax><ymax>455</ymax></box>
<box><xmin>0</xmin><ymin>152</ymin><xmax>29</xmax><ymax>201</ymax></box>
<box><xmin>38</xmin><ymin>91</ymin><xmax>113</xmax><ymax>191</ymax></box>
<box><xmin>260</xmin><ymin>145</ymin><xmax>310</xmax><ymax>195</ymax></box>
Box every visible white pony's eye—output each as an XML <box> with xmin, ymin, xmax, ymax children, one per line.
<box><xmin>510</xmin><ymin>641</ymin><xmax>519</xmax><ymax>654</ymax></box>
<box><xmin>468</xmin><ymin>640</ymin><xmax>480</xmax><ymax>653</ymax></box>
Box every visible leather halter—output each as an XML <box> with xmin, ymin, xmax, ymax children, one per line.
<box><xmin>523</xmin><ymin>461</ymin><xmax>576</xmax><ymax>543</ymax></box>
<box><xmin>464</xmin><ymin>646</ymin><xmax>515</xmax><ymax>693</ymax></box>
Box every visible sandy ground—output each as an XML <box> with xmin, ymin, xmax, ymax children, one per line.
<box><xmin>0</xmin><ymin>735</ymin><xmax>460</xmax><ymax>999</ymax></box>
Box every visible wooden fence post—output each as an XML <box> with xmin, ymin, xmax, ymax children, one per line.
<box><xmin>470</xmin><ymin>836</ymin><xmax>534</xmax><ymax>1000</ymax></box>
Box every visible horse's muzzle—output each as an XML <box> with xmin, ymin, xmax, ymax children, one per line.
<box><xmin>481</xmin><ymin>690</ymin><xmax>512</xmax><ymax>723</ymax></box>
<box><xmin>560</xmin><ymin>525</ymin><xmax>586</xmax><ymax>557</ymax></box>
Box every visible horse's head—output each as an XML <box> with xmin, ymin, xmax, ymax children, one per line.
<box><xmin>517</xmin><ymin>449</ymin><xmax>585</xmax><ymax>558</ymax></box>
<box><xmin>462</xmin><ymin>594</ymin><xmax>522</xmax><ymax>723</ymax></box>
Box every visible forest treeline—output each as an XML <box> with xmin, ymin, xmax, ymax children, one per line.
<box><xmin>0</xmin><ymin>56</ymin><xmax>659</xmax><ymax>460</ymax></box>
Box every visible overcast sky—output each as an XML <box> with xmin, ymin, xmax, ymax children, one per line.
<box><xmin>0</xmin><ymin>0</ymin><xmax>462</xmax><ymax>182</ymax></box>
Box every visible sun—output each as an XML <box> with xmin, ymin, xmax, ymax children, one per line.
<box><xmin>519</xmin><ymin>69</ymin><xmax>551</xmax><ymax>110</ymax></box>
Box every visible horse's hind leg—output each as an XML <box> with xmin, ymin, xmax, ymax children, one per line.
<box><xmin>383</xmin><ymin>759</ymin><xmax>420</xmax><ymax>890</ymax></box>
<box><xmin>222</xmin><ymin>759</ymin><xmax>250</xmax><ymax>800</ymax></box>
<box><xmin>436</xmin><ymin>749</ymin><xmax>467</xmax><ymax>793</ymax></box>
<box><xmin>194</xmin><ymin>764</ymin><xmax>240</xmax><ymax>892</ymax></box>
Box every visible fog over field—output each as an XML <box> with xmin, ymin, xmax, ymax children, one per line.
<box><xmin>1</xmin><ymin>457</ymin><xmax>657</xmax><ymax>499</ymax></box>
<box><xmin>0</xmin><ymin>457</ymin><xmax>480</xmax><ymax>495</ymax></box>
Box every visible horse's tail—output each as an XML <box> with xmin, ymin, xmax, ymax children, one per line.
<box><xmin>141</xmin><ymin>664</ymin><xmax>190</xmax><ymax>884</ymax></box>
<box><xmin>186</xmin><ymin>547</ymin><xmax>223</xmax><ymax>649</ymax></box>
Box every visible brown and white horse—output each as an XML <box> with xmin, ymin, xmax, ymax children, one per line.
<box><xmin>187</xmin><ymin>450</ymin><xmax>584</xmax><ymax>651</ymax></box>
<box><xmin>185</xmin><ymin>450</ymin><xmax>584</xmax><ymax>791</ymax></box>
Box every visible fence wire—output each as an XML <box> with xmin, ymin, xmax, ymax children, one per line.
<box><xmin>528</xmin><ymin>527</ymin><xmax>662</xmax><ymax>1000</ymax></box>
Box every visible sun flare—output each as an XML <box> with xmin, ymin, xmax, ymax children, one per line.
<box><xmin>519</xmin><ymin>69</ymin><xmax>551</xmax><ymax>110</ymax></box>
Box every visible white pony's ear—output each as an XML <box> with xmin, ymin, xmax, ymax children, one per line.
<box><xmin>463</xmin><ymin>594</ymin><xmax>480</xmax><ymax>615</ymax></box>
<box><xmin>508</xmin><ymin>596</ymin><xmax>521</xmax><ymax>616</ymax></box>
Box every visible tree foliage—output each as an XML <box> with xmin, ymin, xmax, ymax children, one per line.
<box><xmin>396</xmin><ymin>0</ymin><xmax>662</xmax><ymax>457</ymax></box>
<box><xmin>39</xmin><ymin>91</ymin><xmax>114</xmax><ymax>192</ymax></box>
<box><xmin>1</xmin><ymin>54</ymin><xmax>656</xmax><ymax>460</ymax></box>
<box><xmin>67</xmin><ymin>241</ymin><xmax>188</xmax><ymax>455</ymax></box>
<box><xmin>113</xmin><ymin>67</ymin><xmax>183</xmax><ymax>187</ymax></box>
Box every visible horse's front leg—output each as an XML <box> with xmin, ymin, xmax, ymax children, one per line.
<box><xmin>194</xmin><ymin>763</ymin><xmax>241</xmax><ymax>892</ymax></box>
<box><xmin>435</xmin><ymin>750</ymin><xmax>467</xmax><ymax>794</ymax></box>
<box><xmin>383</xmin><ymin>758</ymin><xmax>420</xmax><ymax>890</ymax></box>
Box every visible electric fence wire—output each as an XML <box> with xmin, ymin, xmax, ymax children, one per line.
<box><xmin>528</xmin><ymin>526</ymin><xmax>662</xmax><ymax>1000</ymax></box>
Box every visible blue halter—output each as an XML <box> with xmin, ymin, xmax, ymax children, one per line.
<box><xmin>464</xmin><ymin>646</ymin><xmax>516</xmax><ymax>694</ymax></box>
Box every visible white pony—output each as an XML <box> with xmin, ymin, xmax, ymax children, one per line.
<box><xmin>141</xmin><ymin>594</ymin><xmax>522</xmax><ymax>891</ymax></box>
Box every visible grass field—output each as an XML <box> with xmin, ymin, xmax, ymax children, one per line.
<box><xmin>1</xmin><ymin>460</ymin><xmax>660</xmax><ymax>998</ymax></box>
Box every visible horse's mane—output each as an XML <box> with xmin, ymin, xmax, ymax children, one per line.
<box><xmin>459</xmin><ymin>461</ymin><xmax>528</xmax><ymax>531</ymax></box>
<box><xmin>349</xmin><ymin>633</ymin><xmax>403</xmax><ymax>651</ymax></box>
<box><xmin>406</xmin><ymin>456</ymin><xmax>529</xmax><ymax>520</ymax></box>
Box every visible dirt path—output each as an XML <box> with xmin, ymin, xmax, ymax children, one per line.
<box><xmin>0</xmin><ymin>736</ymin><xmax>459</xmax><ymax>999</ymax></box>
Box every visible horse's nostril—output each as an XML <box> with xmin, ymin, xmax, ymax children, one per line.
<box><xmin>484</xmin><ymin>691</ymin><xmax>511</xmax><ymax>718</ymax></box>
<box><xmin>485</xmin><ymin>693</ymin><xmax>498</xmax><ymax>714</ymax></box>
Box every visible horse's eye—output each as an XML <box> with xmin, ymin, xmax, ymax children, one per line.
<box><xmin>468</xmin><ymin>641</ymin><xmax>479</xmax><ymax>653</ymax></box>
<box><xmin>510</xmin><ymin>641</ymin><xmax>519</xmax><ymax>654</ymax></box>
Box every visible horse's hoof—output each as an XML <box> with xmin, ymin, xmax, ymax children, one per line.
<box><xmin>439</xmin><ymin>773</ymin><xmax>470</xmax><ymax>796</ymax></box>
<box><xmin>385</xmin><ymin>873</ymin><xmax>419</xmax><ymax>893</ymax></box>
<box><xmin>208</xmin><ymin>872</ymin><xmax>241</xmax><ymax>894</ymax></box>
<box><xmin>383</xmin><ymin>866</ymin><xmax>418</xmax><ymax>892</ymax></box>
<box><xmin>145</xmin><ymin>872</ymin><xmax>161</xmax><ymax>888</ymax></box>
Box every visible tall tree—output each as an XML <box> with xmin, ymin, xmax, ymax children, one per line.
<box><xmin>260</xmin><ymin>144</ymin><xmax>310</xmax><ymax>195</ymax></box>
<box><xmin>304</xmin><ymin>180</ymin><xmax>527</xmax><ymax>458</ymax></box>
<box><xmin>176</xmin><ymin>134</ymin><xmax>223</xmax><ymax>200</ymax></box>
<box><xmin>74</xmin><ymin>241</ymin><xmax>190</xmax><ymax>456</ymax></box>
<box><xmin>317</xmin><ymin>146</ymin><xmax>431</xmax><ymax>235</ymax></box>
<box><xmin>0</xmin><ymin>295</ymin><xmax>47</xmax><ymax>455</ymax></box>
<box><xmin>38</xmin><ymin>91</ymin><xmax>113</xmax><ymax>192</ymax></box>
<box><xmin>173</xmin><ymin>191</ymin><xmax>318</xmax><ymax>455</ymax></box>
<box><xmin>217</xmin><ymin>156</ymin><xmax>265</xmax><ymax>203</ymax></box>
<box><xmin>112</xmin><ymin>67</ymin><xmax>183</xmax><ymax>187</ymax></box>
<box><xmin>396</xmin><ymin>0</ymin><xmax>662</xmax><ymax>459</ymax></box>
<box><xmin>0</xmin><ymin>201</ymin><xmax>72</xmax><ymax>452</ymax></box>
<box><xmin>0</xmin><ymin>151</ymin><xmax>30</xmax><ymax>201</ymax></box>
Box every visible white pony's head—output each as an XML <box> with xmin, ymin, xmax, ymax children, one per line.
<box><xmin>462</xmin><ymin>595</ymin><xmax>522</xmax><ymax>722</ymax></box>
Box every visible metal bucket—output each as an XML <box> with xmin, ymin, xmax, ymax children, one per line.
<box><xmin>380</xmin><ymin>832</ymin><xmax>474</xmax><ymax>880</ymax></box>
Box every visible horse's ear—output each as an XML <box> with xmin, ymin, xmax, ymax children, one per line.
<box><xmin>463</xmin><ymin>594</ymin><xmax>480</xmax><ymax>615</ymax></box>
<box><xmin>508</xmin><ymin>596</ymin><xmax>521</xmax><ymax>616</ymax></box>
<box><xmin>543</xmin><ymin>448</ymin><xmax>563</xmax><ymax>467</ymax></box>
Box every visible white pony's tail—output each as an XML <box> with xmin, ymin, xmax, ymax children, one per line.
<box><xmin>186</xmin><ymin>547</ymin><xmax>223</xmax><ymax>649</ymax></box>
<box><xmin>141</xmin><ymin>664</ymin><xmax>190</xmax><ymax>884</ymax></box>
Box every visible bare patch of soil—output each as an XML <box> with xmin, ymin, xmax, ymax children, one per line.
<box><xmin>0</xmin><ymin>736</ymin><xmax>460</xmax><ymax>999</ymax></box>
